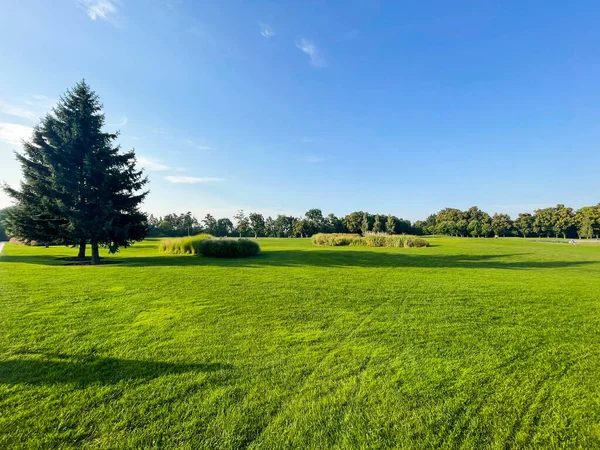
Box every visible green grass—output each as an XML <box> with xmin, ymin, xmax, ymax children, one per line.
<box><xmin>1</xmin><ymin>237</ymin><xmax>600</xmax><ymax>449</ymax></box>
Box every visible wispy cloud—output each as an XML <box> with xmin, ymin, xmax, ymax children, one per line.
<box><xmin>137</xmin><ymin>156</ymin><xmax>170</xmax><ymax>172</ymax></box>
<box><xmin>260</xmin><ymin>22</ymin><xmax>275</xmax><ymax>38</ymax></box>
<box><xmin>78</xmin><ymin>0</ymin><xmax>120</xmax><ymax>24</ymax></box>
<box><xmin>295</xmin><ymin>38</ymin><xmax>326</xmax><ymax>68</ymax></box>
<box><xmin>184</xmin><ymin>139</ymin><xmax>213</xmax><ymax>150</ymax></box>
<box><xmin>298</xmin><ymin>155</ymin><xmax>324</xmax><ymax>163</ymax></box>
<box><xmin>0</xmin><ymin>101</ymin><xmax>36</xmax><ymax>120</ymax></box>
<box><xmin>164</xmin><ymin>176</ymin><xmax>224</xmax><ymax>184</ymax></box>
<box><xmin>109</xmin><ymin>116</ymin><xmax>128</xmax><ymax>127</ymax></box>
<box><xmin>0</xmin><ymin>123</ymin><xmax>33</xmax><ymax>147</ymax></box>
<box><xmin>0</xmin><ymin>95</ymin><xmax>56</xmax><ymax>121</ymax></box>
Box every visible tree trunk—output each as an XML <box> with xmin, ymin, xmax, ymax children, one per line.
<box><xmin>77</xmin><ymin>239</ymin><xmax>86</xmax><ymax>259</ymax></box>
<box><xmin>91</xmin><ymin>240</ymin><xmax>100</xmax><ymax>265</ymax></box>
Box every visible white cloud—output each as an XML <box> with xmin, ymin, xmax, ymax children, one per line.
<box><xmin>295</xmin><ymin>38</ymin><xmax>326</xmax><ymax>68</ymax></box>
<box><xmin>0</xmin><ymin>95</ymin><xmax>56</xmax><ymax>122</ymax></box>
<box><xmin>109</xmin><ymin>116</ymin><xmax>128</xmax><ymax>127</ymax></box>
<box><xmin>164</xmin><ymin>176</ymin><xmax>224</xmax><ymax>184</ymax></box>
<box><xmin>0</xmin><ymin>123</ymin><xmax>33</xmax><ymax>147</ymax></box>
<box><xmin>137</xmin><ymin>156</ymin><xmax>170</xmax><ymax>171</ymax></box>
<box><xmin>184</xmin><ymin>139</ymin><xmax>213</xmax><ymax>150</ymax></box>
<box><xmin>260</xmin><ymin>23</ymin><xmax>275</xmax><ymax>38</ymax></box>
<box><xmin>0</xmin><ymin>101</ymin><xmax>36</xmax><ymax>120</ymax></box>
<box><xmin>79</xmin><ymin>0</ymin><xmax>119</xmax><ymax>23</ymax></box>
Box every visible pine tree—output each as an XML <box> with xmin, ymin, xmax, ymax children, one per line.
<box><xmin>373</xmin><ymin>215</ymin><xmax>382</xmax><ymax>233</ymax></box>
<box><xmin>3</xmin><ymin>80</ymin><xmax>148</xmax><ymax>264</ymax></box>
<box><xmin>385</xmin><ymin>214</ymin><xmax>396</xmax><ymax>234</ymax></box>
<box><xmin>361</xmin><ymin>213</ymin><xmax>369</xmax><ymax>235</ymax></box>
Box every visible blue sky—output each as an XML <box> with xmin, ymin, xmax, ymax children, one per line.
<box><xmin>1</xmin><ymin>0</ymin><xmax>599</xmax><ymax>221</ymax></box>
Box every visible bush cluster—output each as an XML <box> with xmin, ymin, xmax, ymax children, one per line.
<box><xmin>158</xmin><ymin>234</ymin><xmax>213</xmax><ymax>255</ymax></box>
<box><xmin>312</xmin><ymin>233</ymin><xmax>429</xmax><ymax>248</ymax></box>
<box><xmin>198</xmin><ymin>238</ymin><xmax>260</xmax><ymax>258</ymax></box>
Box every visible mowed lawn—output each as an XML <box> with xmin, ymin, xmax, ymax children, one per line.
<box><xmin>1</xmin><ymin>238</ymin><xmax>600</xmax><ymax>449</ymax></box>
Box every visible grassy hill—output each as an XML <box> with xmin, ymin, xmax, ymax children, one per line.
<box><xmin>1</xmin><ymin>237</ymin><xmax>599</xmax><ymax>448</ymax></box>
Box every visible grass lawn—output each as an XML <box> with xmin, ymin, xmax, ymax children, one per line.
<box><xmin>1</xmin><ymin>237</ymin><xmax>600</xmax><ymax>449</ymax></box>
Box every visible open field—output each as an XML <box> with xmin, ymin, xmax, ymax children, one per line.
<box><xmin>1</xmin><ymin>237</ymin><xmax>600</xmax><ymax>449</ymax></box>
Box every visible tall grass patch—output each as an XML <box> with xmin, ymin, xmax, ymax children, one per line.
<box><xmin>311</xmin><ymin>233</ymin><xmax>363</xmax><ymax>246</ymax></box>
<box><xmin>312</xmin><ymin>233</ymin><xmax>429</xmax><ymax>248</ymax></box>
<box><xmin>198</xmin><ymin>238</ymin><xmax>260</xmax><ymax>258</ymax></box>
<box><xmin>158</xmin><ymin>234</ymin><xmax>213</xmax><ymax>255</ymax></box>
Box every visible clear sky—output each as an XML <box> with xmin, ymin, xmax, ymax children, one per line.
<box><xmin>1</xmin><ymin>1</ymin><xmax>599</xmax><ymax>221</ymax></box>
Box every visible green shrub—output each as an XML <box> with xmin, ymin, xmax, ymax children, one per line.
<box><xmin>198</xmin><ymin>238</ymin><xmax>260</xmax><ymax>258</ymax></box>
<box><xmin>158</xmin><ymin>234</ymin><xmax>213</xmax><ymax>255</ymax></box>
<box><xmin>312</xmin><ymin>233</ymin><xmax>429</xmax><ymax>248</ymax></box>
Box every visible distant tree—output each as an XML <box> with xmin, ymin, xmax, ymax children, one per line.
<box><xmin>293</xmin><ymin>219</ymin><xmax>310</xmax><ymax>238</ymax></box>
<box><xmin>385</xmin><ymin>214</ymin><xmax>396</xmax><ymax>234</ymax></box>
<box><xmin>265</xmin><ymin>216</ymin><xmax>276</xmax><ymax>237</ymax></box>
<box><xmin>0</xmin><ymin>207</ymin><xmax>14</xmax><ymax>241</ymax></box>
<box><xmin>202</xmin><ymin>214</ymin><xmax>217</xmax><ymax>235</ymax></box>
<box><xmin>438</xmin><ymin>221</ymin><xmax>452</xmax><ymax>236</ymax></box>
<box><xmin>216</xmin><ymin>218</ymin><xmax>233</xmax><ymax>237</ymax></box>
<box><xmin>3</xmin><ymin>80</ymin><xmax>148</xmax><ymax>263</ymax></box>
<box><xmin>575</xmin><ymin>206</ymin><xmax>600</xmax><ymax>239</ymax></box>
<box><xmin>181</xmin><ymin>212</ymin><xmax>199</xmax><ymax>236</ymax></box>
<box><xmin>372</xmin><ymin>215</ymin><xmax>382</xmax><ymax>233</ymax></box>
<box><xmin>514</xmin><ymin>213</ymin><xmax>534</xmax><ymax>238</ymax></box>
<box><xmin>456</xmin><ymin>219</ymin><xmax>468</xmax><ymax>237</ymax></box>
<box><xmin>326</xmin><ymin>213</ymin><xmax>345</xmax><ymax>233</ymax></box>
<box><xmin>467</xmin><ymin>219</ymin><xmax>481</xmax><ymax>238</ymax></box>
<box><xmin>578</xmin><ymin>216</ymin><xmax>594</xmax><ymax>239</ymax></box>
<box><xmin>491</xmin><ymin>213</ymin><xmax>513</xmax><ymax>237</ymax></box>
<box><xmin>305</xmin><ymin>208</ymin><xmax>324</xmax><ymax>234</ymax></box>
<box><xmin>248</xmin><ymin>212</ymin><xmax>265</xmax><ymax>238</ymax></box>
<box><xmin>344</xmin><ymin>211</ymin><xmax>364</xmax><ymax>234</ymax></box>
<box><xmin>533</xmin><ymin>208</ymin><xmax>556</xmax><ymax>238</ymax></box>
<box><xmin>274</xmin><ymin>215</ymin><xmax>295</xmax><ymax>237</ymax></box>
<box><xmin>553</xmin><ymin>204</ymin><xmax>575</xmax><ymax>239</ymax></box>
<box><xmin>233</xmin><ymin>209</ymin><xmax>249</xmax><ymax>237</ymax></box>
<box><xmin>361</xmin><ymin>212</ymin><xmax>370</xmax><ymax>235</ymax></box>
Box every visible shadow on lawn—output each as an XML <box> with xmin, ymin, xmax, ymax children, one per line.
<box><xmin>1</xmin><ymin>249</ymin><xmax>595</xmax><ymax>270</ymax></box>
<box><xmin>0</xmin><ymin>352</ymin><xmax>230</xmax><ymax>386</ymax></box>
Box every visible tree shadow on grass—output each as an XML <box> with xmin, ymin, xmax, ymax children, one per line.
<box><xmin>1</xmin><ymin>249</ymin><xmax>596</xmax><ymax>270</ymax></box>
<box><xmin>0</xmin><ymin>351</ymin><xmax>231</xmax><ymax>386</ymax></box>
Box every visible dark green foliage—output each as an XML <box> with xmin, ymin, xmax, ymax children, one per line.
<box><xmin>198</xmin><ymin>238</ymin><xmax>260</xmax><ymax>258</ymax></box>
<box><xmin>0</xmin><ymin>207</ymin><xmax>16</xmax><ymax>241</ymax></box>
<box><xmin>361</xmin><ymin>213</ymin><xmax>370</xmax><ymax>235</ymax></box>
<box><xmin>248</xmin><ymin>212</ymin><xmax>266</xmax><ymax>238</ymax></box>
<box><xmin>2</xmin><ymin>80</ymin><xmax>148</xmax><ymax>263</ymax></box>
<box><xmin>148</xmin><ymin>212</ymin><xmax>202</xmax><ymax>237</ymax></box>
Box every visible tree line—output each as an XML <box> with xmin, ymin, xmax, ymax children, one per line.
<box><xmin>145</xmin><ymin>204</ymin><xmax>600</xmax><ymax>240</ymax></box>
<box><xmin>416</xmin><ymin>204</ymin><xmax>600</xmax><ymax>239</ymax></box>
<box><xmin>146</xmin><ymin>209</ymin><xmax>419</xmax><ymax>239</ymax></box>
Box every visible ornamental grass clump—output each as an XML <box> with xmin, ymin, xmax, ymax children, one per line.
<box><xmin>198</xmin><ymin>238</ymin><xmax>260</xmax><ymax>258</ymax></box>
<box><xmin>311</xmin><ymin>233</ymin><xmax>362</xmax><ymax>246</ymax></box>
<box><xmin>312</xmin><ymin>233</ymin><xmax>429</xmax><ymax>248</ymax></box>
<box><xmin>158</xmin><ymin>234</ymin><xmax>213</xmax><ymax>255</ymax></box>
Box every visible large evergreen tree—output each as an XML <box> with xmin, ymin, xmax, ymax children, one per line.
<box><xmin>3</xmin><ymin>80</ymin><xmax>148</xmax><ymax>264</ymax></box>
